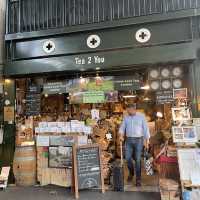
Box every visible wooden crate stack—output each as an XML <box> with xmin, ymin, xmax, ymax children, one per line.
<box><xmin>92</xmin><ymin>121</ymin><xmax>114</xmax><ymax>181</ymax></box>
<box><xmin>160</xmin><ymin>179</ymin><xmax>180</xmax><ymax>200</ymax></box>
<box><xmin>36</xmin><ymin>147</ymin><xmax>71</xmax><ymax>187</ymax></box>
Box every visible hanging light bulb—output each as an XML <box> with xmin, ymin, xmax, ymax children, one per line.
<box><xmin>141</xmin><ymin>85</ymin><xmax>150</xmax><ymax>90</ymax></box>
<box><xmin>80</xmin><ymin>75</ymin><xmax>85</xmax><ymax>84</ymax></box>
<box><xmin>156</xmin><ymin>112</ymin><xmax>163</xmax><ymax>118</ymax></box>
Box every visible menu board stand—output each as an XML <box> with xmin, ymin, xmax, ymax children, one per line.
<box><xmin>72</xmin><ymin>144</ymin><xmax>105</xmax><ymax>199</ymax></box>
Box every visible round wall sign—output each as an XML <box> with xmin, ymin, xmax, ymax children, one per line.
<box><xmin>135</xmin><ymin>28</ymin><xmax>151</xmax><ymax>43</ymax></box>
<box><xmin>87</xmin><ymin>35</ymin><xmax>101</xmax><ymax>49</ymax></box>
<box><xmin>5</xmin><ymin>99</ymin><xmax>10</xmax><ymax>106</ymax></box>
<box><xmin>43</xmin><ymin>40</ymin><xmax>55</xmax><ymax>53</ymax></box>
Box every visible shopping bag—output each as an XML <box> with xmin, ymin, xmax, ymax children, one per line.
<box><xmin>144</xmin><ymin>150</ymin><xmax>154</xmax><ymax>176</ymax></box>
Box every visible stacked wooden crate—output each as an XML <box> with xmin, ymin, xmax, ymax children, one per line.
<box><xmin>92</xmin><ymin>121</ymin><xmax>115</xmax><ymax>181</ymax></box>
<box><xmin>36</xmin><ymin>147</ymin><xmax>71</xmax><ymax>187</ymax></box>
<box><xmin>37</xmin><ymin>147</ymin><xmax>49</xmax><ymax>185</ymax></box>
<box><xmin>160</xmin><ymin>179</ymin><xmax>180</xmax><ymax>200</ymax></box>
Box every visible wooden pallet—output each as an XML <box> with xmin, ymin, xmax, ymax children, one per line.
<box><xmin>181</xmin><ymin>180</ymin><xmax>200</xmax><ymax>190</ymax></box>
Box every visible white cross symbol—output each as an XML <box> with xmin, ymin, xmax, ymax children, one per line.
<box><xmin>135</xmin><ymin>28</ymin><xmax>151</xmax><ymax>43</ymax></box>
<box><xmin>43</xmin><ymin>40</ymin><xmax>55</xmax><ymax>53</ymax></box>
<box><xmin>87</xmin><ymin>35</ymin><xmax>101</xmax><ymax>49</ymax></box>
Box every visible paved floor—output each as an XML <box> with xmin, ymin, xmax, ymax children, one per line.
<box><xmin>0</xmin><ymin>186</ymin><xmax>161</xmax><ymax>200</ymax></box>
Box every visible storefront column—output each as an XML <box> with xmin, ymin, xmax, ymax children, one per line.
<box><xmin>1</xmin><ymin>79</ymin><xmax>15</xmax><ymax>182</ymax></box>
<box><xmin>189</xmin><ymin>60</ymin><xmax>200</xmax><ymax>117</ymax></box>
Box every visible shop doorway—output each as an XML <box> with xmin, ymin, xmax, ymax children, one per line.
<box><xmin>14</xmin><ymin>64</ymin><xmax>187</xmax><ymax>192</ymax></box>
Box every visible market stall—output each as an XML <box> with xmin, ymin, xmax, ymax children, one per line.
<box><xmin>11</xmin><ymin>65</ymin><xmax>200</xmax><ymax>199</ymax></box>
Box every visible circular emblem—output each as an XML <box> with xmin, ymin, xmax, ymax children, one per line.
<box><xmin>87</xmin><ymin>35</ymin><xmax>101</xmax><ymax>49</ymax></box>
<box><xmin>43</xmin><ymin>40</ymin><xmax>55</xmax><ymax>53</ymax></box>
<box><xmin>5</xmin><ymin>99</ymin><xmax>10</xmax><ymax>106</ymax></box>
<box><xmin>135</xmin><ymin>28</ymin><xmax>151</xmax><ymax>43</ymax></box>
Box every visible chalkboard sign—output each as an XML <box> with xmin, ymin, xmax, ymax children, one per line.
<box><xmin>114</xmin><ymin>75</ymin><xmax>142</xmax><ymax>91</ymax></box>
<box><xmin>26</xmin><ymin>85</ymin><xmax>41</xmax><ymax>116</ymax></box>
<box><xmin>73</xmin><ymin>144</ymin><xmax>105</xmax><ymax>199</ymax></box>
<box><xmin>156</xmin><ymin>90</ymin><xmax>174</xmax><ymax>104</ymax></box>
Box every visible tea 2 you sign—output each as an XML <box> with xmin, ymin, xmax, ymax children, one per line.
<box><xmin>74</xmin><ymin>56</ymin><xmax>105</xmax><ymax>65</ymax></box>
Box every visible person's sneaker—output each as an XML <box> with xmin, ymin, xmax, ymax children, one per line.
<box><xmin>136</xmin><ymin>179</ymin><xmax>141</xmax><ymax>187</ymax></box>
<box><xmin>127</xmin><ymin>175</ymin><xmax>133</xmax><ymax>182</ymax></box>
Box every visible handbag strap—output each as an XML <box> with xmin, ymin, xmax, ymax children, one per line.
<box><xmin>120</xmin><ymin>141</ymin><xmax>123</xmax><ymax>167</ymax></box>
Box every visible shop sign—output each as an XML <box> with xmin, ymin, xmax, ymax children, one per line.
<box><xmin>43</xmin><ymin>81</ymin><xmax>67</xmax><ymax>94</ymax></box>
<box><xmin>28</xmin><ymin>85</ymin><xmax>40</xmax><ymax>93</ymax></box>
<box><xmin>156</xmin><ymin>90</ymin><xmax>174</xmax><ymax>104</ymax></box>
<box><xmin>26</xmin><ymin>85</ymin><xmax>41</xmax><ymax>116</ymax></box>
<box><xmin>26</xmin><ymin>93</ymin><xmax>41</xmax><ymax>116</ymax></box>
<box><xmin>74</xmin><ymin>55</ymin><xmax>105</xmax><ymax>65</ymax></box>
<box><xmin>4</xmin><ymin>106</ymin><xmax>14</xmax><ymax>122</ymax></box>
<box><xmin>83</xmin><ymin>91</ymin><xmax>105</xmax><ymax>104</ymax></box>
<box><xmin>114</xmin><ymin>76</ymin><xmax>142</xmax><ymax>91</ymax></box>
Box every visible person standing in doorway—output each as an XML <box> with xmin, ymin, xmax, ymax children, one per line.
<box><xmin>119</xmin><ymin>103</ymin><xmax>150</xmax><ymax>186</ymax></box>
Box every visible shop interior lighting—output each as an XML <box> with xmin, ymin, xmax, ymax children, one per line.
<box><xmin>80</xmin><ymin>75</ymin><xmax>86</xmax><ymax>84</ymax></box>
<box><xmin>123</xmin><ymin>95</ymin><xmax>137</xmax><ymax>98</ymax></box>
<box><xmin>156</xmin><ymin>112</ymin><xmax>163</xmax><ymax>118</ymax></box>
<box><xmin>21</xmin><ymin>125</ymin><xmax>26</xmax><ymax>131</ymax></box>
<box><xmin>5</xmin><ymin>79</ymin><xmax>11</xmax><ymax>84</ymax></box>
<box><xmin>143</xmin><ymin>97</ymin><xmax>151</xmax><ymax>101</ymax></box>
<box><xmin>44</xmin><ymin>94</ymin><xmax>48</xmax><ymax>98</ymax></box>
<box><xmin>95</xmin><ymin>73</ymin><xmax>102</xmax><ymax>80</ymax></box>
<box><xmin>141</xmin><ymin>85</ymin><xmax>150</xmax><ymax>90</ymax></box>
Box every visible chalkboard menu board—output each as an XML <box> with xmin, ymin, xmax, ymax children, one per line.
<box><xmin>156</xmin><ymin>90</ymin><xmax>174</xmax><ymax>104</ymax></box>
<box><xmin>26</xmin><ymin>85</ymin><xmax>41</xmax><ymax>116</ymax></box>
<box><xmin>73</xmin><ymin>144</ymin><xmax>105</xmax><ymax>199</ymax></box>
<box><xmin>114</xmin><ymin>75</ymin><xmax>142</xmax><ymax>91</ymax></box>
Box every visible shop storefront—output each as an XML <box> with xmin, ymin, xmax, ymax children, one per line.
<box><xmin>2</xmin><ymin>0</ymin><xmax>200</xmax><ymax>199</ymax></box>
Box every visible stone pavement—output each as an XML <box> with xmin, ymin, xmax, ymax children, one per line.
<box><xmin>0</xmin><ymin>186</ymin><xmax>160</xmax><ymax>200</ymax></box>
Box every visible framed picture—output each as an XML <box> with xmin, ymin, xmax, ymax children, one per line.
<box><xmin>172</xmin><ymin>126</ymin><xmax>198</xmax><ymax>143</ymax></box>
<box><xmin>173</xmin><ymin>88</ymin><xmax>187</xmax><ymax>99</ymax></box>
<box><xmin>105</xmin><ymin>91</ymin><xmax>118</xmax><ymax>102</ymax></box>
<box><xmin>49</xmin><ymin>146</ymin><xmax>72</xmax><ymax>168</ymax></box>
<box><xmin>172</xmin><ymin>107</ymin><xmax>191</xmax><ymax>121</ymax></box>
<box><xmin>50</xmin><ymin>136</ymin><xmax>76</xmax><ymax>146</ymax></box>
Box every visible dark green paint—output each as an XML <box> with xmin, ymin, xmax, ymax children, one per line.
<box><xmin>13</xmin><ymin>18</ymin><xmax>192</xmax><ymax>60</ymax></box>
<box><xmin>4</xmin><ymin>42</ymin><xmax>197</xmax><ymax>76</ymax></box>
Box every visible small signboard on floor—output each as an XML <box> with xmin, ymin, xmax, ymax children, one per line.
<box><xmin>72</xmin><ymin>144</ymin><xmax>105</xmax><ymax>199</ymax></box>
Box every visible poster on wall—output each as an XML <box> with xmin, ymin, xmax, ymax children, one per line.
<box><xmin>172</xmin><ymin>107</ymin><xmax>191</xmax><ymax>121</ymax></box>
<box><xmin>173</xmin><ymin>88</ymin><xmax>187</xmax><ymax>99</ymax></box>
<box><xmin>156</xmin><ymin>90</ymin><xmax>174</xmax><ymax>104</ymax></box>
<box><xmin>178</xmin><ymin>149</ymin><xmax>200</xmax><ymax>184</ymax></box>
<box><xmin>4</xmin><ymin>106</ymin><xmax>14</xmax><ymax>122</ymax></box>
<box><xmin>105</xmin><ymin>91</ymin><xmax>118</xmax><ymax>102</ymax></box>
<box><xmin>83</xmin><ymin>91</ymin><xmax>105</xmax><ymax>104</ymax></box>
<box><xmin>69</xmin><ymin>77</ymin><xmax>114</xmax><ymax>93</ymax></box>
<box><xmin>49</xmin><ymin>146</ymin><xmax>72</xmax><ymax>168</ymax></box>
<box><xmin>172</xmin><ymin>126</ymin><xmax>198</xmax><ymax>143</ymax></box>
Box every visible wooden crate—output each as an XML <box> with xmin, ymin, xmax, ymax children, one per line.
<box><xmin>160</xmin><ymin>189</ymin><xmax>180</xmax><ymax>200</ymax></box>
<box><xmin>37</xmin><ymin>147</ymin><xmax>48</xmax><ymax>183</ymax></box>
<box><xmin>160</xmin><ymin>179</ymin><xmax>180</xmax><ymax>200</ymax></box>
<box><xmin>50</xmin><ymin>168</ymin><xmax>71</xmax><ymax>187</ymax></box>
<box><xmin>36</xmin><ymin>147</ymin><xmax>72</xmax><ymax>187</ymax></box>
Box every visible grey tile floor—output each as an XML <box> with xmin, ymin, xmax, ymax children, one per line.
<box><xmin>0</xmin><ymin>186</ymin><xmax>161</xmax><ymax>200</ymax></box>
